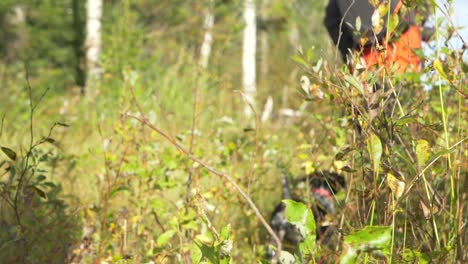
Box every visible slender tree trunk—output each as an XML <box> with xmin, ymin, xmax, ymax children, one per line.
<box><xmin>3</xmin><ymin>5</ymin><xmax>26</xmax><ymax>63</ymax></box>
<box><xmin>199</xmin><ymin>0</ymin><xmax>214</xmax><ymax>69</ymax></box>
<box><xmin>85</xmin><ymin>0</ymin><xmax>103</xmax><ymax>92</ymax></box>
<box><xmin>242</xmin><ymin>0</ymin><xmax>257</xmax><ymax>118</ymax></box>
<box><xmin>289</xmin><ymin>22</ymin><xmax>299</xmax><ymax>50</ymax></box>
<box><xmin>260</xmin><ymin>0</ymin><xmax>269</xmax><ymax>82</ymax></box>
<box><xmin>72</xmin><ymin>0</ymin><xmax>86</xmax><ymax>94</ymax></box>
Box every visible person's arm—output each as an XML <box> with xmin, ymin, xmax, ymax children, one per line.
<box><xmin>324</xmin><ymin>0</ymin><xmax>355</xmax><ymax>62</ymax></box>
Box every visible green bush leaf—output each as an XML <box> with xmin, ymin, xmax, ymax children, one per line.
<box><xmin>433</xmin><ymin>58</ymin><xmax>449</xmax><ymax>82</ymax></box>
<box><xmin>283</xmin><ymin>199</ymin><xmax>316</xmax><ymax>256</ymax></box>
<box><xmin>340</xmin><ymin>226</ymin><xmax>392</xmax><ymax>264</ymax></box>
<box><xmin>291</xmin><ymin>55</ymin><xmax>309</xmax><ymax>68</ymax></box>
<box><xmin>32</xmin><ymin>186</ymin><xmax>47</xmax><ymax>199</ymax></box>
<box><xmin>220</xmin><ymin>224</ymin><xmax>231</xmax><ymax>241</ymax></box>
<box><xmin>344</xmin><ymin>74</ymin><xmax>364</xmax><ymax>95</ymax></box>
<box><xmin>157</xmin><ymin>229</ymin><xmax>176</xmax><ymax>247</ymax></box>
<box><xmin>283</xmin><ymin>200</ymin><xmax>315</xmax><ymax>234</ymax></box>
<box><xmin>44</xmin><ymin>137</ymin><xmax>56</xmax><ymax>144</ymax></box>
<box><xmin>191</xmin><ymin>242</ymin><xmax>203</xmax><ymax>264</ymax></box>
<box><xmin>1</xmin><ymin>147</ymin><xmax>17</xmax><ymax>161</ymax></box>
<box><xmin>55</xmin><ymin>122</ymin><xmax>70</xmax><ymax>127</ymax></box>
<box><xmin>387</xmin><ymin>13</ymin><xmax>399</xmax><ymax>35</ymax></box>
<box><xmin>109</xmin><ymin>186</ymin><xmax>130</xmax><ymax>199</ymax></box>
<box><xmin>402</xmin><ymin>249</ymin><xmax>431</xmax><ymax>263</ymax></box>
<box><xmin>36</xmin><ymin>175</ymin><xmax>47</xmax><ymax>182</ymax></box>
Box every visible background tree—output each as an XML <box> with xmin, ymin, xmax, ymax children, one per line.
<box><xmin>85</xmin><ymin>0</ymin><xmax>103</xmax><ymax>93</ymax></box>
<box><xmin>73</xmin><ymin>0</ymin><xmax>86</xmax><ymax>93</ymax></box>
<box><xmin>199</xmin><ymin>0</ymin><xmax>215</xmax><ymax>69</ymax></box>
<box><xmin>242</xmin><ymin>0</ymin><xmax>257</xmax><ymax>119</ymax></box>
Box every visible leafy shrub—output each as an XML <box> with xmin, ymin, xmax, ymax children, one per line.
<box><xmin>0</xmin><ymin>127</ymin><xmax>81</xmax><ymax>263</ymax></box>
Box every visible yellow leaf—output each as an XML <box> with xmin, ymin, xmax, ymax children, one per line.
<box><xmin>303</xmin><ymin>161</ymin><xmax>315</xmax><ymax>175</ymax></box>
<box><xmin>386</xmin><ymin>173</ymin><xmax>405</xmax><ymax>199</ymax></box>
<box><xmin>415</xmin><ymin>140</ymin><xmax>430</xmax><ymax>168</ymax></box>
<box><xmin>310</xmin><ymin>84</ymin><xmax>324</xmax><ymax>99</ymax></box>
<box><xmin>419</xmin><ymin>201</ymin><xmax>431</xmax><ymax>220</ymax></box>
<box><xmin>433</xmin><ymin>59</ymin><xmax>449</xmax><ymax>82</ymax></box>
<box><xmin>131</xmin><ymin>215</ymin><xmax>142</xmax><ymax>223</ymax></box>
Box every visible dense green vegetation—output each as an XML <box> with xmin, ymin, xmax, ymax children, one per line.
<box><xmin>0</xmin><ymin>0</ymin><xmax>466</xmax><ymax>263</ymax></box>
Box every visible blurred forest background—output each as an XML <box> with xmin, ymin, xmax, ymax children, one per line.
<box><xmin>0</xmin><ymin>0</ymin><xmax>466</xmax><ymax>263</ymax></box>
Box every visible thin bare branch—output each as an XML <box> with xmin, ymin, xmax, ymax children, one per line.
<box><xmin>127</xmin><ymin>85</ymin><xmax>282</xmax><ymax>259</ymax></box>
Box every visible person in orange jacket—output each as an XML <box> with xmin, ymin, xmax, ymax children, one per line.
<box><xmin>324</xmin><ymin>0</ymin><xmax>432</xmax><ymax>72</ymax></box>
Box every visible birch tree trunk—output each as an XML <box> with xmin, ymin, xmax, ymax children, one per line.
<box><xmin>199</xmin><ymin>0</ymin><xmax>214</xmax><ymax>69</ymax></box>
<box><xmin>289</xmin><ymin>22</ymin><xmax>300</xmax><ymax>50</ymax></box>
<box><xmin>85</xmin><ymin>0</ymin><xmax>103</xmax><ymax>90</ymax></box>
<box><xmin>3</xmin><ymin>5</ymin><xmax>26</xmax><ymax>63</ymax></box>
<box><xmin>242</xmin><ymin>0</ymin><xmax>257</xmax><ymax>118</ymax></box>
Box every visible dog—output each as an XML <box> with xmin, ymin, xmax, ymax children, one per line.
<box><xmin>266</xmin><ymin>171</ymin><xmax>346</xmax><ymax>260</ymax></box>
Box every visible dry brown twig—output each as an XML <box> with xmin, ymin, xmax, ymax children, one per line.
<box><xmin>127</xmin><ymin>85</ymin><xmax>282</xmax><ymax>261</ymax></box>
<box><xmin>237</xmin><ymin>90</ymin><xmax>260</xmax><ymax>196</ymax></box>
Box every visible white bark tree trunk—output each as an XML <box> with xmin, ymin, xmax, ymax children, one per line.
<box><xmin>242</xmin><ymin>0</ymin><xmax>257</xmax><ymax>118</ymax></box>
<box><xmin>199</xmin><ymin>0</ymin><xmax>215</xmax><ymax>69</ymax></box>
<box><xmin>289</xmin><ymin>22</ymin><xmax>299</xmax><ymax>50</ymax></box>
<box><xmin>86</xmin><ymin>0</ymin><xmax>103</xmax><ymax>84</ymax></box>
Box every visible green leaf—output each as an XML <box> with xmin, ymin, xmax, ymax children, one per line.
<box><xmin>402</xmin><ymin>248</ymin><xmax>442</xmax><ymax>264</ymax></box>
<box><xmin>367</xmin><ymin>134</ymin><xmax>382</xmax><ymax>173</ymax></box>
<box><xmin>157</xmin><ymin>229</ymin><xmax>176</xmax><ymax>246</ymax></box>
<box><xmin>155</xmin><ymin>179</ymin><xmax>177</xmax><ymax>190</ymax></box>
<box><xmin>283</xmin><ymin>200</ymin><xmax>315</xmax><ymax>234</ymax></box>
<box><xmin>335</xmin><ymin>146</ymin><xmax>353</xmax><ymax>160</ymax></box>
<box><xmin>283</xmin><ymin>199</ymin><xmax>316</xmax><ymax>256</ymax></box>
<box><xmin>306</xmin><ymin>48</ymin><xmax>314</xmax><ymax>62</ymax></box>
<box><xmin>299</xmin><ymin>235</ymin><xmax>316</xmax><ymax>257</ymax></box>
<box><xmin>344</xmin><ymin>74</ymin><xmax>364</xmax><ymax>95</ymax></box>
<box><xmin>43</xmin><ymin>181</ymin><xmax>56</xmax><ymax>188</ymax></box>
<box><xmin>219</xmin><ymin>224</ymin><xmax>231</xmax><ymax>241</ymax></box>
<box><xmin>291</xmin><ymin>55</ymin><xmax>309</xmax><ymax>68</ymax></box>
<box><xmin>394</xmin><ymin>116</ymin><xmax>416</xmax><ymax>127</ymax></box>
<box><xmin>433</xmin><ymin>59</ymin><xmax>449</xmax><ymax>82</ymax></box>
<box><xmin>193</xmin><ymin>240</ymin><xmax>217</xmax><ymax>263</ymax></box>
<box><xmin>387</xmin><ymin>13</ymin><xmax>399</xmax><ymax>35</ymax></box>
<box><xmin>191</xmin><ymin>242</ymin><xmax>203</xmax><ymax>264</ymax></box>
<box><xmin>55</xmin><ymin>122</ymin><xmax>70</xmax><ymax>127</ymax></box>
<box><xmin>415</xmin><ymin>140</ymin><xmax>430</xmax><ymax>168</ymax></box>
<box><xmin>36</xmin><ymin>175</ymin><xmax>47</xmax><ymax>182</ymax></box>
<box><xmin>340</xmin><ymin>226</ymin><xmax>392</xmax><ymax>264</ymax></box>
<box><xmin>44</xmin><ymin>137</ymin><xmax>56</xmax><ymax>144</ymax></box>
<box><xmin>31</xmin><ymin>186</ymin><xmax>47</xmax><ymax>199</ymax></box>
<box><xmin>109</xmin><ymin>186</ymin><xmax>130</xmax><ymax>199</ymax></box>
<box><xmin>1</xmin><ymin>147</ymin><xmax>17</xmax><ymax>161</ymax></box>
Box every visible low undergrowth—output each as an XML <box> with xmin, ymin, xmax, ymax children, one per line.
<box><xmin>0</xmin><ymin>1</ymin><xmax>466</xmax><ymax>263</ymax></box>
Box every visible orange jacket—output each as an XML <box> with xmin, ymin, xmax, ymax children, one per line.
<box><xmin>362</xmin><ymin>1</ymin><xmax>422</xmax><ymax>71</ymax></box>
<box><xmin>362</xmin><ymin>25</ymin><xmax>421</xmax><ymax>71</ymax></box>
